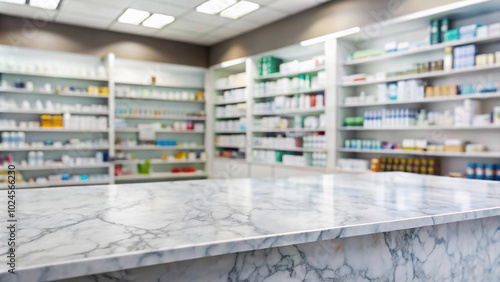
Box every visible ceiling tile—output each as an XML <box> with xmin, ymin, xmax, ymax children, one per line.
<box><xmin>249</xmin><ymin>0</ymin><xmax>276</xmax><ymax>5</ymax></box>
<box><xmin>109</xmin><ymin>22</ymin><xmax>159</xmax><ymax>36</ymax></box>
<box><xmin>267</xmin><ymin>0</ymin><xmax>321</xmax><ymax>15</ymax></box>
<box><xmin>55</xmin><ymin>11</ymin><xmax>114</xmax><ymax>29</ymax></box>
<box><xmin>128</xmin><ymin>0</ymin><xmax>190</xmax><ymax>17</ymax></box>
<box><xmin>64</xmin><ymin>0</ymin><xmax>135</xmax><ymax>9</ymax></box>
<box><xmin>58</xmin><ymin>0</ymin><xmax>123</xmax><ymax>20</ymax></box>
<box><xmin>167</xmin><ymin>19</ymin><xmax>216</xmax><ymax>34</ymax></box>
<box><xmin>225</xmin><ymin>19</ymin><xmax>264</xmax><ymax>33</ymax></box>
<box><xmin>181</xmin><ymin>10</ymin><xmax>232</xmax><ymax>26</ymax></box>
<box><xmin>150</xmin><ymin>0</ymin><xmax>206</xmax><ymax>9</ymax></box>
<box><xmin>0</xmin><ymin>2</ymin><xmax>58</xmax><ymax>20</ymax></box>
<box><xmin>239</xmin><ymin>7</ymin><xmax>287</xmax><ymax>24</ymax></box>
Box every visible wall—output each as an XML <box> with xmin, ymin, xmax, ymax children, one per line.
<box><xmin>0</xmin><ymin>14</ymin><xmax>209</xmax><ymax>68</ymax></box>
<box><xmin>209</xmin><ymin>0</ymin><xmax>460</xmax><ymax>65</ymax></box>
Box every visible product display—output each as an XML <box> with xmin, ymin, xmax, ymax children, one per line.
<box><xmin>254</xmin><ymin>71</ymin><xmax>326</xmax><ymax>96</ymax></box>
<box><xmin>0</xmin><ymin>97</ymin><xmax>108</xmax><ymax>113</ymax></box>
<box><xmin>115</xmin><ymin>107</ymin><xmax>205</xmax><ymax>119</ymax></box>
<box><xmin>215</xmin><ymin>118</ymin><xmax>246</xmax><ymax>132</ymax></box>
<box><xmin>465</xmin><ymin>163</ymin><xmax>500</xmax><ymax>181</ymax></box>
<box><xmin>115</xmin><ymin>86</ymin><xmax>204</xmax><ymax>101</ymax></box>
<box><xmin>370</xmin><ymin>157</ymin><xmax>441</xmax><ymax>175</ymax></box>
<box><xmin>0</xmin><ymin>56</ymin><xmax>107</xmax><ymax>79</ymax></box>
<box><xmin>217</xmin><ymin>88</ymin><xmax>246</xmax><ymax>103</ymax></box>
<box><xmin>216</xmin><ymin>103</ymin><xmax>246</xmax><ymax>117</ymax></box>
<box><xmin>216</xmin><ymin>134</ymin><xmax>245</xmax><ymax>147</ymax></box>
<box><xmin>215</xmin><ymin>72</ymin><xmax>246</xmax><ymax>89</ymax></box>
<box><xmin>253</xmin><ymin>93</ymin><xmax>324</xmax><ymax>113</ymax></box>
<box><xmin>343</xmin><ymin>99</ymin><xmax>497</xmax><ymax>128</ymax></box>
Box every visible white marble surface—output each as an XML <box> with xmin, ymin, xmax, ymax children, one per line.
<box><xmin>59</xmin><ymin>216</ymin><xmax>500</xmax><ymax>282</ymax></box>
<box><xmin>1</xmin><ymin>172</ymin><xmax>500</xmax><ymax>281</ymax></box>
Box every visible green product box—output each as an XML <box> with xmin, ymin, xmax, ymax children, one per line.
<box><xmin>445</xmin><ymin>29</ymin><xmax>460</xmax><ymax>41</ymax></box>
<box><xmin>276</xmin><ymin>151</ymin><xmax>284</xmax><ymax>162</ymax></box>
<box><xmin>440</xmin><ymin>18</ymin><xmax>450</xmax><ymax>43</ymax></box>
<box><xmin>430</xmin><ymin>19</ymin><xmax>440</xmax><ymax>45</ymax></box>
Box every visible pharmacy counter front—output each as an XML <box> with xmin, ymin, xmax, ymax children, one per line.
<box><xmin>1</xmin><ymin>173</ymin><xmax>500</xmax><ymax>281</ymax></box>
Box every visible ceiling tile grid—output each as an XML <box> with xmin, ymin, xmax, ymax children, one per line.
<box><xmin>0</xmin><ymin>0</ymin><xmax>326</xmax><ymax>46</ymax></box>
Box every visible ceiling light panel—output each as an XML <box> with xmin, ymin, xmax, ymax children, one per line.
<box><xmin>118</xmin><ymin>8</ymin><xmax>150</xmax><ymax>25</ymax></box>
<box><xmin>220</xmin><ymin>0</ymin><xmax>259</xmax><ymax>19</ymax></box>
<box><xmin>141</xmin><ymin>13</ymin><xmax>175</xmax><ymax>29</ymax></box>
<box><xmin>196</xmin><ymin>0</ymin><xmax>237</xmax><ymax>15</ymax></box>
<box><xmin>29</xmin><ymin>0</ymin><xmax>60</xmax><ymax>10</ymax></box>
<box><xmin>0</xmin><ymin>0</ymin><xmax>26</xmax><ymax>5</ymax></box>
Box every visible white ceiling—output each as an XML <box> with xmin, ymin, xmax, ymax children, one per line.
<box><xmin>0</xmin><ymin>0</ymin><xmax>327</xmax><ymax>46</ymax></box>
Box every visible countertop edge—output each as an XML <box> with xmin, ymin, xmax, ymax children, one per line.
<box><xmin>5</xmin><ymin>207</ymin><xmax>500</xmax><ymax>281</ymax></box>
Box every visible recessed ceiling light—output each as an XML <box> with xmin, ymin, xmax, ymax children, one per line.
<box><xmin>118</xmin><ymin>8</ymin><xmax>151</xmax><ymax>25</ymax></box>
<box><xmin>29</xmin><ymin>0</ymin><xmax>61</xmax><ymax>10</ymax></box>
<box><xmin>141</xmin><ymin>13</ymin><xmax>175</xmax><ymax>29</ymax></box>
<box><xmin>220</xmin><ymin>0</ymin><xmax>259</xmax><ymax>19</ymax></box>
<box><xmin>0</xmin><ymin>0</ymin><xmax>26</xmax><ymax>5</ymax></box>
<box><xmin>196</xmin><ymin>0</ymin><xmax>237</xmax><ymax>15</ymax></box>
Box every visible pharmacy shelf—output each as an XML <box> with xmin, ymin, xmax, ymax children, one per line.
<box><xmin>115</xmin><ymin>81</ymin><xmax>203</xmax><ymax>90</ymax></box>
<box><xmin>344</xmin><ymin>34</ymin><xmax>500</xmax><ymax>66</ymax></box>
<box><xmin>115</xmin><ymin>96</ymin><xmax>205</xmax><ymax>103</ymax></box>
<box><xmin>113</xmin><ymin>159</ymin><xmax>206</xmax><ymax>165</ymax></box>
<box><xmin>253</xmin><ymin>108</ymin><xmax>325</xmax><ymax>116</ymax></box>
<box><xmin>339</xmin><ymin>125</ymin><xmax>500</xmax><ymax>131</ymax></box>
<box><xmin>115</xmin><ymin>115</ymin><xmax>206</xmax><ymax>121</ymax></box>
<box><xmin>0</xmin><ymin>179</ymin><xmax>109</xmax><ymax>190</ymax></box>
<box><xmin>339</xmin><ymin>92</ymin><xmax>500</xmax><ymax>108</ymax></box>
<box><xmin>0</xmin><ymin>109</ymin><xmax>109</xmax><ymax>115</ymax></box>
<box><xmin>250</xmin><ymin>161</ymin><xmax>327</xmax><ymax>171</ymax></box>
<box><xmin>115</xmin><ymin>128</ymin><xmax>205</xmax><ymax>134</ymax></box>
<box><xmin>0</xmin><ymin>88</ymin><xmax>109</xmax><ymax>99</ymax></box>
<box><xmin>115</xmin><ymin>171</ymin><xmax>207</xmax><ymax>181</ymax></box>
<box><xmin>115</xmin><ymin>145</ymin><xmax>205</xmax><ymax>151</ymax></box>
<box><xmin>215</xmin><ymin>99</ymin><xmax>247</xmax><ymax>105</ymax></box>
<box><xmin>1</xmin><ymin>128</ymin><xmax>109</xmax><ymax>133</ymax></box>
<box><xmin>215</xmin><ymin>85</ymin><xmax>246</xmax><ymax>91</ymax></box>
<box><xmin>12</xmin><ymin>163</ymin><xmax>110</xmax><ymax>171</ymax></box>
<box><xmin>0</xmin><ymin>70</ymin><xmax>108</xmax><ymax>82</ymax></box>
<box><xmin>0</xmin><ymin>146</ymin><xmax>109</xmax><ymax>152</ymax></box>
<box><xmin>254</xmin><ymin>88</ymin><xmax>325</xmax><ymax>99</ymax></box>
<box><xmin>215</xmin><ymin>114</ymin><xmax>246</xmax><ymax>119</ymax></box>
<box><xmin>215</xmin><ymin>145</ymin><xmax>246</xmax><ymax>149</ymax></box>
<box><xmin>342</xmin><ymin>64</ymin><xmax>500</xmax><ymax>87</ymax></box>
<box><xmin>255</xmin><ymin>67</ymin><xmax>326</xmax><ymax>81</ymax></box>
<box><xmin>253</xmin><ymin>128</ymin><xmax>325</xmax><ymax>133</ymax></box>
<box><xmin>215</xmin><ymin>130</ymin><xmax>246</xmax><ymax>134</ymax></box>
<box><xmin>252</xmin><ymin>146</ymin><xmax>326</xmax><ymax>153</ymax></box>
<box><xmin>338</xmin><ymin>148</ymin><xmax>500</xmax><ymax>158</ymax></box>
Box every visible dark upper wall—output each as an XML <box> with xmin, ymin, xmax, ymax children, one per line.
<box><xmin>0</xmin><ymin>14</ymin><xmax>209</xmax><ymax>68</ymax></box>
<box><xmin>208</xmin><ymin>0</ymin><xmax>459</xmax><ymax>65</ymax></box>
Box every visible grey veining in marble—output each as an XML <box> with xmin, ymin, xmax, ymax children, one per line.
<box><xmin>1</xmin><ymin>172</ymin><xmax>500</xmax><ymax>281</ymax></box>
<box><xmin>59</xmin><ymin>216</ymin><xmax>500</xmax><ymax>282</ymax></box>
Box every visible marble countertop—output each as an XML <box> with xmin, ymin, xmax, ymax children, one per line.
<box><xmin>2</xmin><ymin>172</ymin><xmax>500</xmax><ymax>281</ymax></box>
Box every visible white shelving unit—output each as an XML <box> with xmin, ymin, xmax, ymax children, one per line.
<box><xmin>0</xmin><ymin>45</ymin><xmax>113</xmax><ymax>189</ymax></box>
<box><xmin>247</xmin><ymin>43</ymin><xmax>332</xmax><ymax>177</ymax></box>
<box><xmin>334</xmin><ymin>3</ymin><xmax>500</xmax><ymax>176</ymax></box>
<box><xmin>112</xmin><ymin>58</ymin><xmax>208</xmax><ymax>184</ymax></box>
<box><xmin>210</xmin><ymin>60</ymin><xmax>248</xmax><ymax>174</ymax></box>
